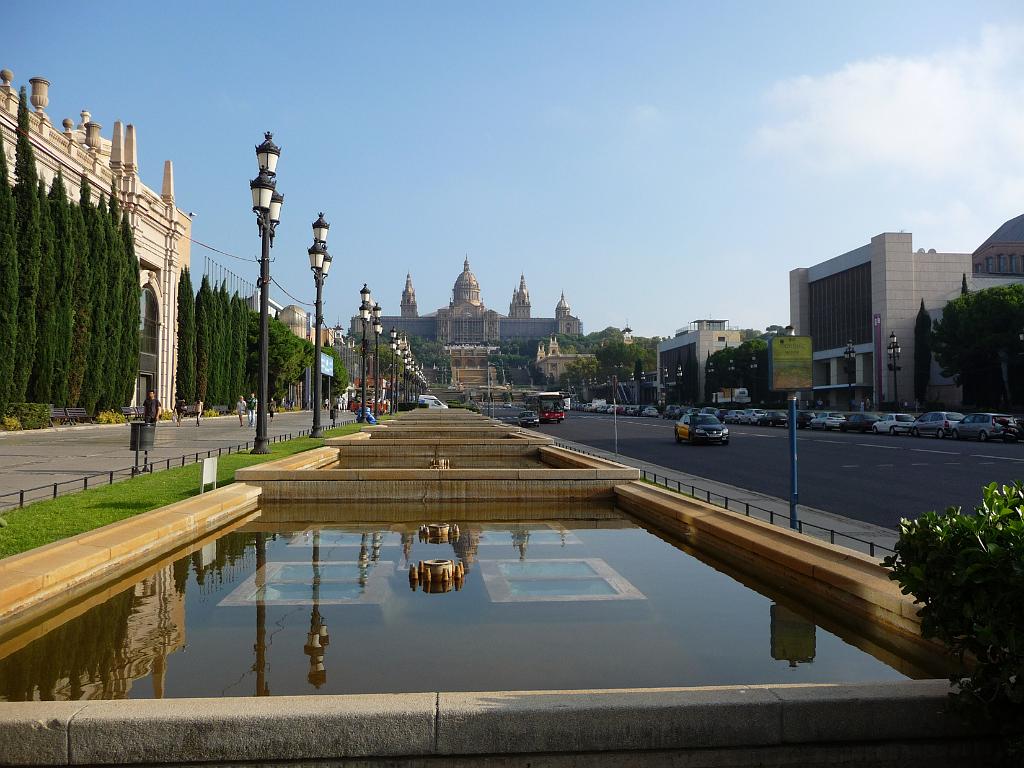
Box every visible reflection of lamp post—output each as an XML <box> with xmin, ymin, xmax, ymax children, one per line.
<box><xmin>887</xmin><ymin>331</ymin><xmax>902</xmax><ymax>410</ymax></box>
<box><xmin>844</xmin><ymin>339</ymin><xmax>856</xmax><ymax>410</ymax></box>
<box><xmin>254</xmin><ymin>533</ymin><xmax>270</xmax><ymax>695</ymax></box>
<box><xmin>304</xmin><ymin>531</ymin><xmax>329</xmax><ymax>688</ymax></box>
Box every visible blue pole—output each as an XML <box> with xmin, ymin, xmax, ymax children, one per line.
<box><xmin>788</xmin><ymin>394</ymin><xmax>799</xmax><ymax>529</ymax></box>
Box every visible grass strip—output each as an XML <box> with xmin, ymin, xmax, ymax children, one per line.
<box><xmin>0</xmin><ymin>423</ymin><xmax>364</xmax><ymax>559</ymax></box>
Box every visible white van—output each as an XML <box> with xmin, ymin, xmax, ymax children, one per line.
<box><xmin>418</xmin><ymin>395</ymin><xmax>448</xmax><ymax>409</ymax></box>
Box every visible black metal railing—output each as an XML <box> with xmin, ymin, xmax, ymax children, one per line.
<box><xmin>554</xmin><ymin>441</ymin><xmax>894</xmax><ymax>558</ymax></box>
<box><xmin>0</xmin><ymin>422</ymin><xmax>354</xmax><ymax>512</ymax></box>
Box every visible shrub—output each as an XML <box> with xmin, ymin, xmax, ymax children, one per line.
<box><xmin>4</xmin><ymin>402</ymin><xmax>51</xmax><ymax>430</ymax></box>
<box><xmin>203</xmin><ymin>408</ymin><xmax>219</xmax><ymax>418</ymax></box>
<box><xmin>2</xmin><ymin>415</ymin><xmax>22</xmax><ymax>431</ymax></box>
<box><xmin>884</xmin><ymin>482</ymin><xmax>1024</xmax><ymax>742</ymax></box>
<box><xmin>96</xmin><ymin>410</ymin><xmax>127</xmax><ymax>424</ymax></box>
<box><xmin>159</xmin><ymin>410</ymin><xmax>173</xmax><ymax>421</ymax></box>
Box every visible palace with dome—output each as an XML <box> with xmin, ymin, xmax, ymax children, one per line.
<box><xmin>353</xmin><ymin>259</ymin><xmax>582</xmax><ymax>344</ymax></box>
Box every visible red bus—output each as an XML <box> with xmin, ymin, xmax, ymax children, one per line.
<box><xmin>533</xmin><ymin>391</ymin><xmax>566</xmax><ymax>423</ymax></box>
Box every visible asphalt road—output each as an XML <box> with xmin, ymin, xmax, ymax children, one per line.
<box><xmin>496</xmin><ymin>407</ymin><xmax>1024</xmax><ymax>528</ymax></box>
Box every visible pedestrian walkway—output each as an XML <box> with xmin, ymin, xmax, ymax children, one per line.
<box><xmin>551</xmin><ymin>436</ymin><xmax>899</xmax><ymax>557</ymax></box>
<box><xmin>0</xmin><ymin>410</ymin><xmax>355</xmax><ymax>510</ymax></box>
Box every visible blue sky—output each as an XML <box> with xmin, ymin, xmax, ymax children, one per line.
<box><xmin>7</xmin><ymin>1</ymin><xmax>1024</xmax><ymax>336</ymax></box>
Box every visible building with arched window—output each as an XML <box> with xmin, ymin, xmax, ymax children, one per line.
<box><xmin>0</xmin><ymin>69</ymin><xmax>190</xmax><ymax>405</ymax></box>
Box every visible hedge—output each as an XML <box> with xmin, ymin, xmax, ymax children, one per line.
<box><xmin>4</xmin><ymin>402</ymin><xmax>50</xmax><ymax>430</ymax></box>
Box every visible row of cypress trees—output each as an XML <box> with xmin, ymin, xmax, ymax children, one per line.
<box><xmin>0</xmin><ymin>88</ymin><xmax>139</xmax><ymax>415</ymax></box>
<box><xmin>174</xmin><ymin>269</ymin><xmax>251</xmax><ymax>408</ymax></box>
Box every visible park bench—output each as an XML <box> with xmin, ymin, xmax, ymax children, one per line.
<box><xmin>121</xmin><ymin>406</ymin><xmax>144</xmax><ymax>421</ymax></box>
<box><xmin>64</xmin><ymin>407</ymin><xmax>94</xmax><ymax>424</ymax></box>
<box><xmin>48</xmin><ymin>404</ymin><xmax>66</xmax><ymax>426</ymax></box>
<box><xmin>213</xmin><ymin>405</ymin><xmax>229</xmax><ymax>416</ymax></box>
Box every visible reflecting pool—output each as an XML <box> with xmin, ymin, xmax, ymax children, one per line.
<box><xmin>0</xmin><ymin>505</ymin><xmax>944</xmax><ymax>700</ymax></box>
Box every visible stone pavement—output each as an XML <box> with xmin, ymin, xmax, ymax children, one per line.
<box><xmin>550</xmin><ymin>436</ymin><xmax>899</xmax><ymax>557</ymax></box>
<box><xmin>0</xmin><ymin>410</ymin><xmax>355</xmax><ymax>510</ymax></box>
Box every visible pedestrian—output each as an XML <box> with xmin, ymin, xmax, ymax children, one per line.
<box><xmin>236</xmin><ymin>395</ymin><xmax>246</xmax><ymax>426</ymax></box>
<box><xmin>269</xmin><ymin>398</ymin><xmax>276</xmax><ymax>420</ymax></box>
<box><xmin>247</xmin><ymin>392</ymin><xmax>257</xmax><ymax>428</ymax></box>
<box><xmin>195</xmin><ymin>398</ymin><xmax>204</xmax><ymax>425</ymax></box>
<box><xmin>175</xmin><ymin>396</ymin><xmax>186</xmax><ymax>426</ymax></box>
<box><xmin>143</xmin><ymin>390</ymin><xmax>163</xmax><ymax>425</ymax></box>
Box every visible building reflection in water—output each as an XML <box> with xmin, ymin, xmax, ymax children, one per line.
<box><xmin>770</xmin><ymin>603</ymin><xmax>816</xmax><ymax>667</ymax></box>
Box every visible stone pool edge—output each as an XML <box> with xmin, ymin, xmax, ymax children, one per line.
<box><xmin>0</xmin><ymin>680</ymin><xmax>996</xmax><ymax>766</ymax></box>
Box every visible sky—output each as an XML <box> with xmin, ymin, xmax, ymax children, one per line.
<box><xmin>6</xmin><ymin>1</ymin><xmax>1024</xmax><ymax>337</ymax></box>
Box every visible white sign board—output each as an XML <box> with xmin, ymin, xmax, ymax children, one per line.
<box><xmin>199</xmin><ymin>456</ymin><xmax>218</xmax><ymax>494</ymax></box>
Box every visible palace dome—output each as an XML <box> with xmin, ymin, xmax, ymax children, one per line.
<box><xmin>453</xmin><ymin>257</ymin><xmax>482</xmax><ymax>307</ymax></box>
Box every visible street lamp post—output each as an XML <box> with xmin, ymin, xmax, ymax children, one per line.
<box><xmin>357</xmin><ymin>284</ymin><xmax>371</xmax><ymax>422</ymax></box>
<box><xmin>844</xmin><ymin>339</ymin><xmax>856</xmax><ymax>411</ymax></box>
<box><xmin>676</xmin><ymin>362</ymin><xmax>683</xmax><ymax>406</ymax></box>
<box><xmin>249</xmin><ymin>133</ymin><xmax>283</xmax><ymax>454</ymax></box>
<box><xmin>371</xmin><ymin>303</ymin><xmax>382</xmax><ymax>418</ymax></box>
<box><xmin>706</xmin><ymin>360</ymin><xmax>715</xmax><ymax>404</ymax></box>
<box><xmin>308</xmin><ymin>213</ymin><xmax>331</xmax><ymax>438</ymax></box>
<box><xmin>887</xmin><ymin>331</ymin><xmax>902</xmax><ymax>410</ymax></box>
<box><xmin>389</xmin><ymin>327</ymin><xmax>398</xmax><ymax>413</ymax></box>
<box><xmin>749</xmin><ymin>359</ymin><xmax>758</xmax><ymax>404</ymax></box>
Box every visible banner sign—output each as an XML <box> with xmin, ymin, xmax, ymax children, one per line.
<box><xmin>769</xmin><ymin>336</ymin><xmax>812</xmax><ymax>391</ymax></box>
<box><xmin>321</xmin><ymin>352</ymin><xmax>334</xmax><ymax>378</ymax></box>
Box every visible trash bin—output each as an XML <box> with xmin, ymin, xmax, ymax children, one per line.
<box><xmin>130</xmin><ymin>422</ymin><xmax>156</xmax><ymax>451</ymax></box>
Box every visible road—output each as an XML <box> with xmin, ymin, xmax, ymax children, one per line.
<box><xmin>497</xmin><ymin>407</ymin><xmax>1024</xmax><ymax>529</ymax></box>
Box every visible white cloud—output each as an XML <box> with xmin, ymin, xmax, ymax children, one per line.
<box><xmin>755</xmin><ymin>26</ymin><xmax>1024</xmax><ymax>182</ymax></box>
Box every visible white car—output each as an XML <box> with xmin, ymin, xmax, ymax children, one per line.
<box><xmin>417</xmin><ymin>395</ymin><xmax>448</xmax><ymax>409</ymax></box>
<box><xmin>641</xmin><ymin>406</ymin><xmax>660</xmax><ymax>417</ymax></box>
<box><xmin>746</xmin><ymin>409</ymin><xmax>768</xmax><ymax>424</ymax></box>
<box><xmin>872</xmin><ymin>413</ymin><xmax>915</xmax><ymax>435</ymax></box>
<box><xmin>809</xmin><ymin>412</ymin><xmax>846</xmax><ymax>430</ymax></box>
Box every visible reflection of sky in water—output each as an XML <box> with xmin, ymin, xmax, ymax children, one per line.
<box><xmin>498</xmin><ymin>561</ymin><xmax>598</xmax><ymax>578</ymax></box>
<box><xmin>0</xmin><ymin>517</ymin><xmax>929</xmax><ymax>701</ymax></box>
<box><xmin>507</xmin><ymin>579</ymin><xmax>617</xmax><ymax>597</ymax></box>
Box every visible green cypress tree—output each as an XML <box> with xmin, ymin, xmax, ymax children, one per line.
<box><xmin>0</xmin><ymin>135</ymin><xmax>18</xmax><ymax>413</ymax></box>
<box><xmin>98</xmin><ymin>191</ymin><xmax>124</xmax><ymax>410</ymax></box>
<box><xmin>66</xmin><ymin>179</ymin><xmax>91</xmax><ymax>407</ymax></box>
<box><xmin>231</xmin><ymin>294</ymin><xmax>248</xmax><ymax>401</ymax></box>
<box><xmin>194</xmin><ymin>275</ymin><xmax>213</xmax><ymax>404</ymax></box>
<box><xmin>12</xmin><ymin>87</ymin><xmax>42</xmax><ymax>402</ymax></box>
<box><xmin>117</xmin><ymin>206</ymin><xmax>140</xmax><ymax>407</ymax></box>
<box><xmin>48</xmin><ymin>172</ymin><xmax>75</xmax><ymax>407</ymax></box>
<box><xmin>914</xmin><ymin>299</ymin><xmax>931</xmax><ymax>405</ymax></box>
<box><xmin>205</xmin><ymin>279</ymin><xmax>222</xmax><ymax>405</ymax></box>
<box><xmin>28</xmin><ymin>178</ymin><xmax>56</xmax><ymax>403</ymax></box>
<box><xmin>81</xmin><ymin>194</ymin><xmax>109</xmax><ymax>414</ymax></box>
<box><xmin>215</xmin><ymin>281</ymin><xmax>230</xmax><ymax>405</ymax></box>
<box><xmin>175</xmin><ymin>267</ymin><xmax>196</xmax><ymax>403</ymax></box>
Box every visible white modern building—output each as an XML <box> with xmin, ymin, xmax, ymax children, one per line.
<box><xmin>789</xmin><ymin>230</ymin><xmax>1021</xmax><ymax>409</ymax></box>
<box><xmin>657</xmin><ymin>320</ymin><xmax>742</xmax><ymax>403</ymax></box>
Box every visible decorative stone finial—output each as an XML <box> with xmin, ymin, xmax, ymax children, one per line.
<box><xmin>62</xmin><ymin>117</ymin><xmax>74</xmax><ymax>136</ymax></box>
<box><xmin>79</xmin><ymin>109</ymin><xmax>90</xmax><ymax>129</ymax></box>
<box><xmin>110</xmin><ymin>121</ymin><xmax>123</xmax><ymax>167</ymax></box>
<box><xmin>0</xmin><ymin>69</ymin><xmax>12</xmax><ymax>90</ymax></box>
<box><xmin>161</xmin><ymin>160</ymin><xmax>174</xmax><ymax>202</ymax></box>
<box><xmin>29</xmin><ymin>77</ymin><xmax>49</xmax><ymax>113</ymax></box>
<box><xmin>124</xmin><ymin>123</ymin><xmax>137</xmax><ymax>169</ymax></box>
<box><xmin>85</xmin><ymin>122</ymin><xmax>102</xmax><ymax>150</ymax></box>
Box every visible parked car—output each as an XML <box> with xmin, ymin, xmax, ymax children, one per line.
<box><xmin>910</xmin><ymin>411</ymin><xmax>964</xmax><ymax>439</ymax></box>
<box><xmin>952</xmin><ymin>413</ymin><xmax>1019</xmax><ymax>442</ymax></box>
<box><xmin>809</xmin><ymin>412</ymin><xmax>846</xmax><ymax>430</ymax></box>
<box><xmin>756</xmin><ymin>410</ymin><xmax>788</xmax><ymax>427</ymax></box>
<box><xmin>796</xmin><ymin>411</ymin><xmax>817</xmax><ymax>429</ymax></box>
<box><xmin>699</xmin><ymin>406</ymin><xmax>719</xmax><ymax>415</ymax></box>
<box><xmin>745</xmin><ymin>409</ymin><xmax>768</xmax><ymax>424</ymax></box>
<box><xmin>839</xmin><ymin>413</ymin><xmax>880</xmax><ymax>433</ymax></box>
<box><xmin>641</xmin><ymin>406</ymin><xmax>660</xmax><ymax>417</ymax></box>
<box><xmin>675</xmin><ymin>414</ymin><xmax>729</xmax><ymax>445</ymax></box>
<box><xmin>872</xmin><ymin>413</ymin><xmax>915</xmax><ymax>435</ymax></box>
<box><xmin>723</xmin><ymin>410</ymin><xmax>742</xmax><ymax>424</ymax></box>
<box><xmin>735</xmin><ymin>409</ymin><xmax>755</xmax><ymax>424</ymax></box>
<box><xmin>662</xmin><ymin>405</ymin><xmax>681</xmax><ymax>420</ymax></box>
<box><xmin>715</xmin><ymin>409</ymin><xmax>729</xmax><ymax>421</ymax></box>
<box><xmin>517</xmin><ymin>410</ymin><xmax>540</xmax><ymax>427</ymax></box>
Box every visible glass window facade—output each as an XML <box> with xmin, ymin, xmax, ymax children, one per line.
<box><xmin>139</xmin><ymin>286</ymin><xmax>159</xmax><ymax>378</ymax></box>
<box><xmin>808</xmin><ymin>262</ymin><xmax>872</xmax><ymax>352</ymax></box>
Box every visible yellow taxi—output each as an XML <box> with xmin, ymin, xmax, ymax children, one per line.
<box><xmin>675</xmin><ymin>413</ymin><xmax>729</xmax><ymax>445</ymax></box>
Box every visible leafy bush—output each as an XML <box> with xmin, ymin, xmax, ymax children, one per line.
<box><xmin>2</xmin><ymin>416</ymin><xmax>22</xmax><ymax>431</ymax></box>
<box><xmin>884</xmin><ymin>482</ymin><xmax>1024</xmax><ymax>741</ymax></box>
<box><xmin>203</xmin><ymin>408</ymin><xmax>220</xmax><ymax>418</ymax></box>
<box><xmin>4</xmin><ymin>403</ymin><xmax>51</xmax><ymax>430</ymax></box>
<box><xmin>96</xmin><ymin>410</ymin><xmax>127</xmax><ymax>424</ymax></box>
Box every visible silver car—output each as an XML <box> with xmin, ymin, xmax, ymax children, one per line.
<box><xmin>952</xmin><ymin>413</ymin><xmax>1015</xmax><ymax>442</ymax></box>
<box><xmin>910</xmin><ymin>411</ymin><xmax>964</xmax><ymax>439</ymax></box>
<box><xmin>871</xmin><ymin>413</ymin><xmax>915</xmax><ymax>435</ymax></box>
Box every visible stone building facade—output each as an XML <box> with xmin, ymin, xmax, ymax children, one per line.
<box><xmin>535</xmin><ymin>336</ymin><xmax>594</xmax><ymax>384</ymax></box>
<box><xmin>354</xmin><ymin>259</ymin><xmax>583</xmax><ymax>343</ymax></box>
<box><xmin>0</xmin><ymin>69</ymin><xmax>191</xmax><ymax>404</ymax></box>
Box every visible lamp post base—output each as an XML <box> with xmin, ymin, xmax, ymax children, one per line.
<box><xmin>310</xmin><ymin>427</ymin><xmax>323</xmax><ymax>439</ymax></box>
<box><xmin>251</xmin><ymin>439</ymin><xmax>270</xmax><ymax>455</ymax></box>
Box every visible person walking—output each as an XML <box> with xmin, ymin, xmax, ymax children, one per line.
<box><xmin>269</xmin><ymin>398</ymin><xmax>276</xmax><ymax>421</ymax></box>
<box><xmin>236</xmin><ymin>395</ymin><xmax>247</xmax><ymax>426</ymax></box>
<box><xmin>174</xmin><ymin>396</ymin><xmax>185</xmax><ymax>426</ymax></box>
<box><xmin>143</xmin><ymin>390</ymin><xmax>163</xmax><ymax>425</ymax></box>
<box><xmin>247</xmin><ymin>392</ymin><xmax>257</xmax><ymax>427</ymax></box>
<box><xmin>195</xmin><ymin>399</ymin><xmax>204</xmax><ymax>425</ymax></box>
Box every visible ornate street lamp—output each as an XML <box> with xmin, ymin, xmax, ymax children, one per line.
<box><xmin>844</xmin><ymin>339</ymin><xmax>856</xmax><ymax>411</ymax></box>
<box><xmin>308</xmin><ymin>213</ymin><xmax>331</xmax><ymax>438</ymax></box>
<box><xmin>372</xmin><ymin>303</ymin><xmax>382</xmax><ymax>417</ymax></box>
<box><xmin>675</xmin><ymin>362</ymin><xmax>683</xmax><ymax>406</ymax></box>
<box><xmin>887</xmin><ymin>331</ymin><xmax>902</xmax><ymax>411</ymax></box>
<box><xmin>250</xmin><ymin>132</ymin><xmax>282</xmax><ymax>454</ymax></box>
<box><xmin>749</xmin><ymin>358</ymin><xmax>758</xmax><ymax>404</ymax></box>
<box><xmin>357</xmin><ymin>285</ymin><xmax>372</xmax><ymax>422</ymax></box>
<box><xmin>389</xmin><ymin>327</ymin><xmax>398</xmax><ymax>413</ymax></box>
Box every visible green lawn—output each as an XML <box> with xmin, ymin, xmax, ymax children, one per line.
<box><xmin>0</xmin><ymin>423</ymin><xmax>365</xmax><ymax>559</ymax></box>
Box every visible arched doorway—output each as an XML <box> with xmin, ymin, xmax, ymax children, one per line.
<box><xmin>137</xmin><ymin>286</ymin><xmax>160</xmax><ymax>403</ymax></box>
